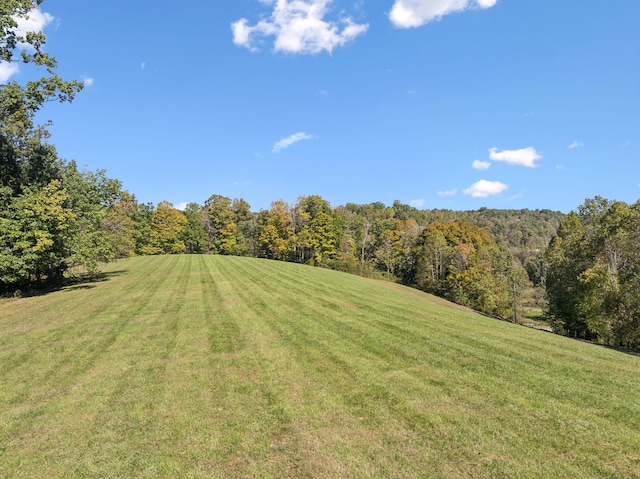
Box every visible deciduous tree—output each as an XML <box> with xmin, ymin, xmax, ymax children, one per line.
<box><xmin>0</xmin><ymin>180</ymin><xmax>73</xmax><ymax>288</ymax></box>
<box><xmin>180</xmin><ymin>202</ymin><xmax>207</xmax><ymax>254</ymax></box>
<box><xmin>412</xmin><ymin>221</ymin><xmax>520</xmax><ymax>318</ymax></box>
<box><xmin>142</xmin><ymin>201</ymin><xmax>187</xmax><ymax>255</ymax></box>
<box><xmin>256</xmin><ymin>200</ymin><xmax>294</xmax><ymax>261</ymax></box>
<box><xmin>546</xmin><ymin>197</ymin><xmax>640</xmax><ymax>347</ymax></box>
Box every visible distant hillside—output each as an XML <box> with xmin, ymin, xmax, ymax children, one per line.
<box><xmin>1</xmin><ymin>255</ymin><xmax>638</xmax><ymax>478</ymax></box>
<box><xmin>426</xmin><ymin>207</ymin><xmax>565</xmax><ymax>256</ymax></box>
<box><xmin>353</xmin><ymin>203</ymin><xmax>565</xmax><ymax>262</ymax></box>
<box><xmin>345</xmin><ymin>201</ymin><xmax>564</xmax><ymax>253</ymax></box>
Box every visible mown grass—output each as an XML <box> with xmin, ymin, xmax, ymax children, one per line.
<box><xmin>1</xmin><ymin>255</ymin><xmax>639</xmax><ymax>478</ymax></box>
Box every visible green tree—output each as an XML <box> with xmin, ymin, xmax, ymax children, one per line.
<box><xmin>133</xmin><ymin>202</ymin><xmax>154</xmax><ymax>255</ymax></box>
<box><xmin>0</xmin><ymin>180</ymin><xmax>73</xmax><ymax>289</ymax></box>
<box><xmin>413</xmin><ymin>227</ymin><xmax>451</xmax><ymax>292</ymax></box>
<box><xmin>412</xmin><ymin>221</ymin><xmax>519</xmax><ymax>318</ymax></box>
<box><xmin>523</xmin><ymin>251</ymin><xmax>546</xmax><ymax>287</ymax></box>
<box><xmin>0</xmin><ymin>1</ymin><xmax>86</xmax><ymax>291</ymax></box>
<box><xmin>256</xmin><ymin>200</ymin><xmax>294</xmax><ymax>261</ymax></box>
<box><xmin>332</xmin><ymin>206</ymin><xmax>360</xmax><ymax>269</ymax></box>
<box><xmin>60</xmin><ymin>163</ymin><xmax>122</xmax><ymax>274</ymax></box>
<box><xmin>547</xmin><ymin>198</ymin><xmax>640</xmax><ymax>347</ymax></box>
<box><xmin>203</xmin><ymin>195</ymin><xmax>235</xmax><ymax>254</ymax></box>
<box><xmin>142</xmin><ymin>201</ymin><xmax>187</xmax><ymax>255</ymax></box>
<box><xmin>1</xmin><ymin>1</ymin><xmax>83</xmax><ymax>195</ymax></box>
<box><xmin>342</xmin><ymin>202</ymin><xmax>397</xmax><ymax>271</ymax></box>
<box><xmin>202</xmin><ymin>195</ymin><xmax>252</xmax><ymax>256</ymax></box>
<box><xmin>180</xmin><ymin>202</ymin><xmax>207</xmax><ymax>254</ymax></box>
<box><xmin>101</xmin><ymin>192</ymin><xmax>137</xmax><ymax>259</ymax></box>
<box><xmin>293</xmin><ymin>195</ymin><xmax>338</xmax><ymax>264</ymax></box>
<box><xmin>232</xmin><ymin>198</ymin><xmax>254</xmax><ymax>256</ymax></box>
<box><xmin>374</xmin><ymin>221</ymin><xmax>413</xmax><ymax>275</ymax></box>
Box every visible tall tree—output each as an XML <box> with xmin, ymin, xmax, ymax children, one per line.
<box><xmin>293</xmin><ymin>195</ymin><xmax>338</xmax><ymax>264</ymax></box>
<box><xmin>412</xmin><ymin>221</ymin><xmax>521</xmax><ymax>319</ymax></box>
<box><xmin>256</xmin><ymin>200</ymin><xmax>294</xmax><ymax>261</ymax></box>
<box><xmin>232</xmin><ymin>198</ymin><xmax>254</xmax><ymax>256</ymax></box>
<box><xmin>1</xmin><ymin>1</ymin><xmax>83</xmax><ymax>194</ymax></box>
<box><xmin>142</xmin><ymin>201</ymin><xmax>187</xmax><ymax>255</ymax></box>
<box><xmin>180</xmin><ymin>202</ymin><xmax>207</xmax><ymax>254</ymax></box>
<box><xmin>60</xmin><ymin>163</ymin><xmax>123</xmax><ymax>274</ymax></box>
<box><xmin>0</xmin><ymin>1</ymin><xmax>86</xmax><ymax>291</ymax></box>
<box><xmin>132</xmin><ymin>202</ymin><xmax>154</xmax><ymax>255</ymax></box>
<box><xmin>101</xmin><ymin>192</ymin><xmax>137</xmax><ymax>259</ymax></box>
<box><xmin>545</xmin><ymin>210</ymin><xmax>593</xmax><ymax>336</ymax></box>
<box><xmin>413</xmin><ymin>227</ymin><xmax>451</xmax><ymax>291</ymax></box>
<box><xmin>546</xmin><ymin>197</ymin><xmax>640</xmax><ymax>347</ymax></box>
<box><xmin>202</xmin><ymin>195</ymin><xmax>252</xmax><ymax>255</ymax></box>
<box><xmin>0</xmin><ymin>180</ymin><xmax>73</xmax><ymax>289</ymax></box>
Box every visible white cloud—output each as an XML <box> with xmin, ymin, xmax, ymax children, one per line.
<box><xmin>389</xmin><ymin>0</ymin><xmax>498</xmax><ymax>28</ymax></box>
<box><xmin>232</xmin><ymin>0</ymin><xmax>369</xmax><ymax>54</ymax></box>
<box><xmin>437</xmin><ymin>188</ymin><xmax>457</xmax><ymax>197</ymax></box>
<box><xmin>14</xmin><ymin>8</ymin><xmax>54</xmax><ymax>40</ymax></box>
<box><xmin>463</xmin><ymin>180</ymin><xmax>508</xmax><ymax>198</ymax></box>
<box><xmin>83</xmin><ymin>77</ymin><xmax>95</xmax><ymax>86</ymax></box>
<box><xmin>488</xmin><ymin>147</ymin><xmax>542</xmax><ymax>168</ymax></box>
<box><xmin>175</xmin><ymin>202</ymin><xmax>188</xmax><ymax>211</ymax></box>
<box><xmin>0</xmin><ymin>7</ymin><xmax>53</xmax><ymax>82</ymax></box>
<box><xmin>0</xmin><ymin>62</ymin><xmax>19</xmax><ymax>82</ymax></box>
<box><xmin>569</xmin><ymin>140</ymin><xmax>583</xmax><ymax>149</ymax></box>
<box><xmin>410</xmin><ymin>199</ymin><xmax>425</xmax><ymax>207</ymax></box>
<box><xmin>273</xmin><ymin>132</ymin><xmax>315</xmax><ymax>152</ymax></box>
<box><xmin>472</xmin><ymin>160</ymin><xmax>491</xmax><ymax>170</ymax></box>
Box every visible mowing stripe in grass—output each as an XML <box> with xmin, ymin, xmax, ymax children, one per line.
<box><xmin>216</xmin><ymin>258</ymin><xmax>470</xmax><ymax>476</ymax></box>
<box><xmin>0</xmin><ymin>257</ymin><xmax>174</xmax><ymax>441</ymax></box>
<box><xmin>212</xmin><ymin>257</ymin><xmax>640</xmax><ymax>477</ymax></box>
<box><xmin>1</xmin><ymin>255</ymin><xmax>640</xmax><ymax>478</ymax></box>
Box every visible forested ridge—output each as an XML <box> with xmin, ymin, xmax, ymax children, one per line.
<box><xmin>0</xmin><ymin>180</ymin><xmax>563</xmax><ymax>317</ymax></box>
<box><xmin>2</xmin><ymin>1</ymin><xmax>639</xmax><ymax>349</ymax></box>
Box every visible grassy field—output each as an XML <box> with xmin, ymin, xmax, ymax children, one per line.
<box><xmin>1</xmin><ymin>255</ymin><xmax>639</xmax><ymax>478</ymax></box>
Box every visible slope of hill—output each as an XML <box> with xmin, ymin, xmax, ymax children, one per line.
<box><xmin>1</xmin><ymin>255</ymin><xmax>638</xmax><ymax>478</ymax></box>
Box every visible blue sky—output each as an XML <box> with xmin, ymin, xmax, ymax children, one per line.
<box><xmin>6</xmin><ymin>0</ymin><xmax>639</xmax><ymax>212</ymax></box>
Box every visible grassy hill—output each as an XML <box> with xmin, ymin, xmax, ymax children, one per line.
<box><xmin>1</xmin><ymin>255</ymin><xmax>639</xmax><ymax>478</ymax></box>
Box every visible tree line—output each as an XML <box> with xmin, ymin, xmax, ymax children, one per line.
<box><xmin>3</xmin><ymin>1</ymin><xmax>638</xmax><ymax>348</ymax></box>
<box><xmin>0</xmin><ymin>164</ymin><xmax>561</xmax><ymax>324</ymax></box>
<box><xmin>545</xmin><ymin>197</ymin><xmax>640</xmax><ymax>348</ymax></box>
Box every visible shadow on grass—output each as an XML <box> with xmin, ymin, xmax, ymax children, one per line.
<box><xmin>61</xmin><ymin>270</ymin><xmax>129</xmax><ymax>293</ymax></box>
<box><xmin>2</xmin><ymin>269</ymin><xmax>129</xmax><ymax>301</ymax></box>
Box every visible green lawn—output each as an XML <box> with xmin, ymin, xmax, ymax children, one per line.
<box><xmin>1</xmin><ymin>255</ymin><xmax>639</xmax><ymax>478</ymax></box>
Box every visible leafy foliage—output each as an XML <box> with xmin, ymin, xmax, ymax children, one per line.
<box><xmin>0</xmin><ymin>2</ymin><xmax>121</xmax><ymax>292</ymax></box>
<box><xmin>202</xmin><ymin>194</ymin><xmax>252</xmax><ymax>256</ymax></box>
<box><xmin>141</xmin><ymin>201</ymin><xmax>187</xmax><ymax>255</ymax></box>
<box><xmin>545</xmin><ymin>197</ymin><xmax>640</xmax><ymax>347</ymax></box>
<box><xmin>115</xmin><ymin>196</ymin><xmax>559</xmax><ymax>321</ymax></box>
<box><xmin>411</xmin><ymin>221</ymin><xmax>524</xmax><ymax>318</ymax></box>
<box><xmin>0</xmin><ymin>180</ymin><xmax>71</xmax><ymax>286</ymax></box>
